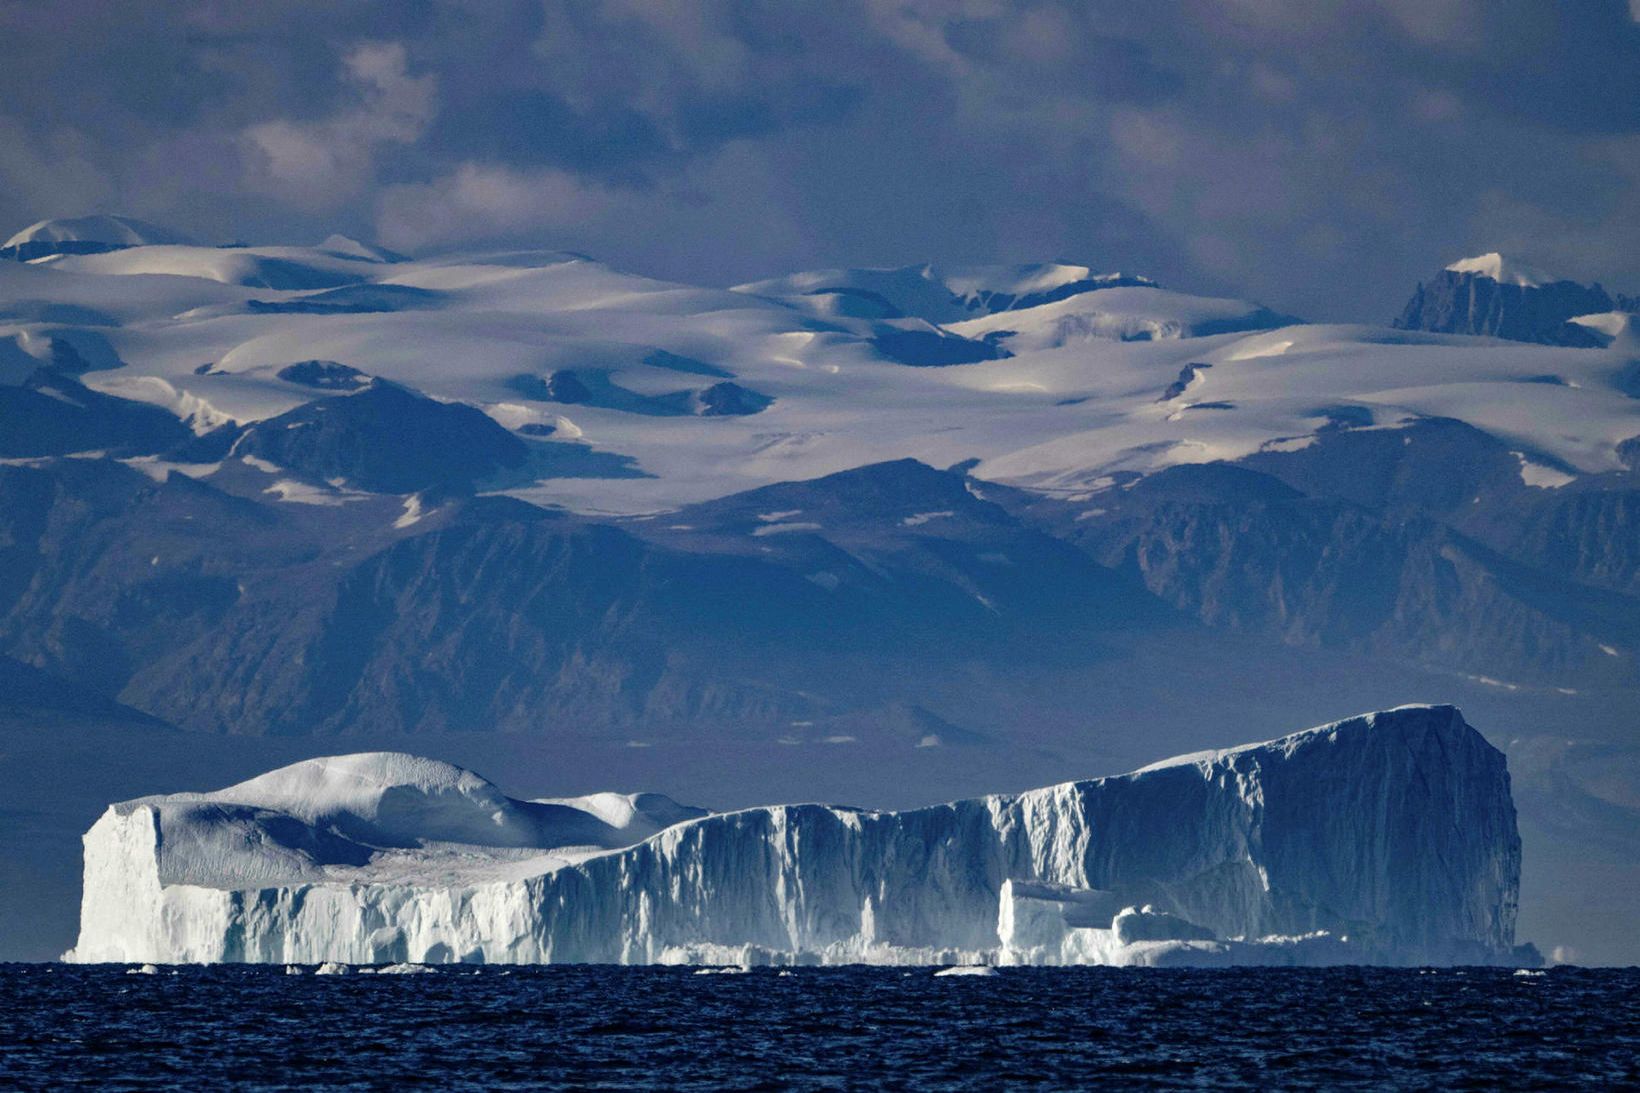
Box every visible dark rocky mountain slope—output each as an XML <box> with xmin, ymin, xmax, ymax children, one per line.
<box><xmin>1394</xmin><ymin>265</ymin><xmax>1613</xmax><ymax>346</ymax></box>
<box><xmin>236</xmin><ymin>380</ymin><xmax>528</xmax><ymax>493</ymax></box>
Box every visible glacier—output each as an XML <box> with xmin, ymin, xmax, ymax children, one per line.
<box><xmin>65</xmin><ymin>705</ymin><xmax>1531</xmax><ymax>967</ymax></box>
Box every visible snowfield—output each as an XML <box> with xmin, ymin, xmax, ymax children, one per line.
<box><xmin>2</xmin><ymin>229</ymin><xmax>1634</xmax><ymax>515</ymax></box>
<box><xmin>66</xmin><ymin>706</ymin><xmax>1530</xmax><ymax>968</ymax></box>
<box><xmin>3</xmin><ymin>214</ymin><xmax>195</xmax><ymax>251</ymax></box>
<box><xmin>7</xmin><ymin>223</ymin><xmax>1637</xmax><ymax>965</ymax></box>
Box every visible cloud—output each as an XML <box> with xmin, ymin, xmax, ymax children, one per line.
<box><xmin>1467</xmin><ymin>134</ymin><xmax>1640</xmax><ymax>281</ymax></box>
<box><xmin>241</xmin><ymin>41</ymin><xmax>436</xmax><ymax>208</ymax></box>
<box><xmin>375</xmin><ymin>163</ymin><xmax>610</xmax><ymax>251</ymax></box>
<box><xmin>0</xmin><ymin>0</ymin><xmax>1636</xmax><ymax>319</ymax></box>
<box><xmin>0</xmin><ymin>118</ymin><xmax>116</xmax><ymax>219</ymax></box>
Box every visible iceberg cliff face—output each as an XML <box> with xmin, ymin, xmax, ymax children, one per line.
<box><xmin>67</xmin><ymin>706</ymin><xmax>1526</xmax><ymax>966</ymax></box>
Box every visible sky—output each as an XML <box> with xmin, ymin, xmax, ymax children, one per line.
<box><xmin>1</xmin><ymin>0</ymin><xmax>1637</xmax><ymax>320</ymax></box>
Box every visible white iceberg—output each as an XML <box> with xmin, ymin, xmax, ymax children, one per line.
<box><xmin>65</xmin><ymin>705</ymin><xmax>1529</xmax><ymax>968</ymax></box>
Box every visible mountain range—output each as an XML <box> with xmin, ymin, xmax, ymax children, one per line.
<box><xmin>1</xmin><ymin>214</ymin><xmax>1637</xmax><ymax>963</ymax></box>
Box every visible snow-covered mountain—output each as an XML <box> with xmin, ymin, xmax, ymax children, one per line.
<box><xmin>0</xmin><ymin>215</ymin><xmax>196</xmax><ymax>262</ymax></box>
<box><xmin>3</xmin><ymin>229</ymin><xmax>1635</xmax><ymax>513</ymax></box>
<box><xmin>736</xmin><ymin>262</ymin><xmax>1159</xmax><ymax>323</ymax></box>
<box><xmin>1445</xmin><ymin>253</ymin><xmax>1555</xmax><ymax>289</ymax></box>
<box><xmin>945</xmin><ymin>285</ymin><xmax>1293</xmax><ymax>350</ymax></box>
<box><xmin>4</xmin><ymin>217</ymin><xmax>1639</xmax><ymax>963</ymax></box>
<box><xmin>1</xmin><ymin>220</ymin><xmax>1638</xmax><ymax>710</ymax></box>
<box><xmin>2</xmin><ymin>221</ymin><xmax>1637</xmax><ymax>701</ymax></box>
<box><xmin>65</xmin><ymin>705</ymin><xmax>1530</xmax><ymax>967</ymax></box>
<box><xmin>1394</xmin><ymin>253</ymin><xmax>1623</xmax><ymax>347</ymax></box>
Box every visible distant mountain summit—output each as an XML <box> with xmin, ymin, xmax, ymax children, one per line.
<box><xmin>0</xmin><ymin>215</ymin><xmax>194</xmax><ymax>261</ymax></box>
<box><xmin>315</xmin><ymin>234</ymin><xmax>407</xmax><ymax>264</ymax></box>
<box><xmin>737</xmin><ymin>262</ymin><xmax>1158</xmax><ymax>325</ymax></box>
<box><xmin>1394</xmin><ymin>252</ymin><xmax>1615</xmax><ymax>346</ymax></box>
<box><xmin>1443</xmin><ymin>253</ymin><xmax>1555</xmax><ymax>288</ymax></box>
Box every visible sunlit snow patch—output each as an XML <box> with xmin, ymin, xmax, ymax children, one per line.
<box><xmin>264</xmin><ymin>480</ymin><xmax>368</xmax><ymax>506</ymax></box>
<box><xmin>1513</xmin><ymin>452</ymin><xmax>1575</xmax><ymax>489</ymax></box>
<box><xmin>752</xmin><ymin>522</ymin><xmax>821</xmax><ymax>536</ymax></box>
<box><xmin>394</xmin><ymin>494</ymin><xmax>427</xmax><ymax>529</ymax></box>
<box><xmin>1446</xmin><ymin>253</ymin><xmax>1554</xmax><ymax>289</ymax></box>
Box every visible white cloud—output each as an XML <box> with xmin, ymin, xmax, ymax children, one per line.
<box><xmin>1108</xmin><ymin>108</ymin><xmax>1185</xmax><ymax>169</ymax></box>
<box><xmin>375</xmin><ymin>163</ymin><xmax>611</xmax><ymax>251</ymax></box>
<box><xmin>241</xmin><ymin>41</ymin><xmax>435</xmax><ymax>209</ymax></box>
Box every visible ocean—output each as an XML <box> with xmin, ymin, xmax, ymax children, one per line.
<box><xmin>3</xmin><ymin>964</ymin><xmax>1635</xmax><ymax>1089</ymax></box>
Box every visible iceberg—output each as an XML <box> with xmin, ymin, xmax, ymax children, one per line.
<box><xmin>65</xmin><ymin>705</ymin><xmax>1531</xmax><ymax>967</ymax></box>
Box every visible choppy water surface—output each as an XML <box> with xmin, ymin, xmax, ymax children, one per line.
<box><xmin>3</xmin><ymin>964</ymin><xmax>1635</xmax><ymax>1089</ymax></box>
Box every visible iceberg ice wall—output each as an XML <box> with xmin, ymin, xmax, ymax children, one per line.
<box><xmin>66</xmin><ymin>705</ymin><xmax>1526</xmax><ymax>966</ymax></box>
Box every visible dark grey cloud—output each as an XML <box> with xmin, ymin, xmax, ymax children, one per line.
<box><xmin>0</xmin><ymin>0</ymin><xmax>1636</xmax><ymax>320</ymax></box>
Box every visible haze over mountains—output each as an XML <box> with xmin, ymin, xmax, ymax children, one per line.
<box><xmin>2</xmin><ymin>214</ymin><xmax>1638</xmax><ymax>964</ymax></box>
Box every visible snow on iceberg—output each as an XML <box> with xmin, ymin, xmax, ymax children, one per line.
<box><xmin>65</xmin><ymin>705</ymin><xmax>1531</xmax><ymax>967</ymax></box>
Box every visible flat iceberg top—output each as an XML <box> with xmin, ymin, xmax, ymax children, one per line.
<box><xmin>1127</xmin><ymin>703</ymin><xmax>1466</xmax><ymax>775</ymax></box>
<box><xmin>1445</xmin><ymin>253</ymin><xmax>1557</xmax><ymax>288</ymax></box>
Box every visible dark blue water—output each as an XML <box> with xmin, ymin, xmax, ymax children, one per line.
<box><xmin>3</xmin><ymin>964</ymin><xmax>1635</xmax><ymax>1089</ymax></box>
